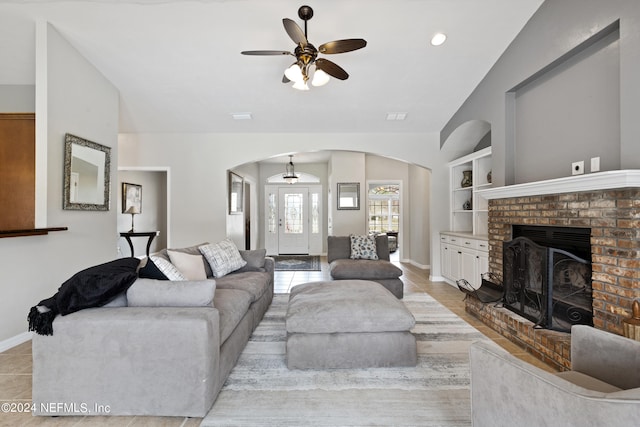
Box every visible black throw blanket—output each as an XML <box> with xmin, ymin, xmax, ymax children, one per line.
<box><xmin>28</xmin><ymin>257</ymin><xmax>141</xmax><ymax>336</ymax></box>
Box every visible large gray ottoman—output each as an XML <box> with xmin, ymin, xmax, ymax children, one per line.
<box><xmin>286</xmin><ymin>280</ymin><xmax>417</xmax><ymax>369</ymax></box>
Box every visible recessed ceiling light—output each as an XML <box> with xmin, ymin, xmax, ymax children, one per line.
<box><xmin>231</xmin><ymin>112</ymin><xmax>252</xmax><ymax>120</ymax></box>
<box><xmin>430</xmin><ymin>33</ymin><xmax>447</xmax><ymax>46</ymax></box>
<box><xmin>386</xmin><ymin>112</ymin><xmax>407</xmax><ymax>121</ymax></box>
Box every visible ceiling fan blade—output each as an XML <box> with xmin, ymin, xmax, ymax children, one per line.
<box><xmin>283</xmin><ymin>18</ymin><xmax>307</xmax><ymax>46</ymax></box>
<box><xmin>315</xmin><ymin>58</ymin><xmax>349</xmax><ymax>80</ymax></box>
<box><xmin>241</xmin><ymin>50</ymin><xmax>293</xmax><ymax>56</ymax></box>
<box><xmin>319</xmin><ymin>39</ymin><xmax>367</xmax><ymax>54</ymax></box>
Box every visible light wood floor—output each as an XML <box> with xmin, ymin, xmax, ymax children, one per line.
<box><xmin>0</xmin><ymin>257</ymin><xmax>556</xmax><ymax>426</ymax></box>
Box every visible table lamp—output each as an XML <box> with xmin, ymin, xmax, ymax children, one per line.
<box><xmin>124</xmin><ymin>206</ymin><xmax>140</xmax><ymax>232</ymax></box>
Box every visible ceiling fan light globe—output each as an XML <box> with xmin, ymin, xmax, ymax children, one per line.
<box><xmin>292</xmin><ymin>80</ymin><xmax>310</xmax><ymax>91</ymax></box>
<box><xmin>284</xmin><ymin>64</ymin><xmax>304</xmax><ymax>83</ymax></box>
<box><xmin>312</xmin><ymin>69</ymin><xmax>330</xmax><ymax>86</ymax></box>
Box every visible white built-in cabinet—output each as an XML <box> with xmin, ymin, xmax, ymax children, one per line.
<box><xmin>440</xmin><ymin>233</ymin><xmax>489</xmax><ymax>289</ymax></box>
<box><xmin>441</xmin><ymin>147</ymin><xmax>491</xmax><ymax>288</ymax></box>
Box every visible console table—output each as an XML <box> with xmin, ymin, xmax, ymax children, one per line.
<box><xmin>120</xmin><ymin>231</ymin><xmax>159</xmax><ymax>257</ymax></box>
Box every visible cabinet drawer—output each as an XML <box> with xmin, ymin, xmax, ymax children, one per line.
<box><xmin>459</xmin><ymin>238</ymin><xmax>477</xmax><ymax>250</ymax></box>
<box><xmin>446</xmin><ymin>235</ymin><xmax>461</xmax><ymax>245</ymax></box>
<box><xmin>476</xmin><ymin>240</ymin><xmax>489</xmax><ymax>252</ymax></box>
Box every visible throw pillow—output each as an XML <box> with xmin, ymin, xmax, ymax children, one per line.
<box><xmin>127</xmin><ymin>278</ymin><xmax>215</xmax><ymax>307</ymax></box>
<box><xmin>235</xmin><ymin>248</ymin><xmax>267</xmax><ymax>273</ymax></box>
<box><xmin>199</xmin><ymin>238</ymin><xmax>247</xmax><ymax>278</ymax></box>
<box><xmin>149</xmin><ymin>255</ymin><xmax>186</xmax><ymax>281</ymax></box>
<box><xmin>138</xmin><ymin>257</ymin><xmax>169</xmax><ymax>280</ymax></box>
<box><xmin>349</xmin><ymin>234</ymin><xmax>379</xmax><ymax>260</ymax></box>
<box><xmin>167</xmin><ymin>250</ymin><xmax>207</xmax><ymax>280</ymax></box>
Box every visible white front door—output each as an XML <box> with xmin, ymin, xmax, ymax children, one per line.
<box><xmin>278</xmin><ymin>187</ymin><xmax>309</xmax><ymax>254</ymax></box>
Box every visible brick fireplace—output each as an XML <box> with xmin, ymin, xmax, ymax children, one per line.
<box><xmin>466</xmin><ymin>171</ymin><xmax>640</xmax><ymax>370</ymax></box>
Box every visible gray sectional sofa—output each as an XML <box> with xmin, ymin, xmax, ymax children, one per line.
<box><xmin>327</xmin><ymin>235</ymin><xmax>404</xmax><ymax>298</ymax></box>
<box><xmin>32</xmin><ymin>246</ymin><xmax>274</xmax><ymax>418</ymax></box>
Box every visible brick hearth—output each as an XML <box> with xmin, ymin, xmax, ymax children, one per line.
<box><xmin>466</xmin><ymin>174</ymin><xmax>639</xmax><ymax>369</ymax></box>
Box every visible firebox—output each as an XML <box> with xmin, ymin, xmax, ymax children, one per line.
<box><xmin>502</xmin><ymin>226</ymin><xmax>593</xmax><ymax>332</ymax></box>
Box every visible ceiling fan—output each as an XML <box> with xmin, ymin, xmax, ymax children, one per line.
<box><xmin>241</xmin><ymin>5</ymin><xmax>367</xmax><ymax>90</ymax></box>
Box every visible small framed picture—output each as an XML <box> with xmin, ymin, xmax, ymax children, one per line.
<box><xmin>122</xmin><ymin>182</ymin><xmax>142</xmax><ymax>214</ymax></box>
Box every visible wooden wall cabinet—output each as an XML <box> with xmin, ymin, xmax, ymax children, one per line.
<box><xmin>0</xmin><ymin>113</ymin><xmax>35</xmax><ymax>231</ymax></box>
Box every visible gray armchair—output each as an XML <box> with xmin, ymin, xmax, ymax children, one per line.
<box><xmin>469</xmin><ymin>325</ymin><xmax>640</xmax><ymax>427</ymax></box>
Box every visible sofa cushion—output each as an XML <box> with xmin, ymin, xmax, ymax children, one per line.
<box><xmin>199</xmin><ymin>239</ymin><xmax>247</xmax><ymax>278</ymax></box>
<box><xmin>214</xmin><ymin>271</ymin><xmax>270</xmax><ymax>303</ymax></box>
<box><xmin>127</xmin><ymin>278</ymin><xmax>215</xmax><ymax>307</ymax></box>
<box><xmin>155</xmin><ymin>243</ymin><xmax>213</xmax><ymax>278</ymax></box>
<box><xmin>235</xmin><ymin>249</ymin><xmax>267</xmax><ymax>273</ymax></box>
<box><xmin>327</xmin><ymin>236</ymin><xmax>351</xmax><ymax>263</ymax></box>
<box><xmin>327</xmin><ymin>235</ymin><xmax>391</xmax><ymax>263</ymax></box>
<box><xmin>374</xmin><ymin>235</ymin><xmax>391</xmax><ymax>261</ymax></box>
<box><xmin>138</xmin><ymin>257</ymin><xmax>169</xmax><ymax>280</ymax></box>
<box><xmin>149</xmin><ymin>256</ymin><xmax>186</xmax><ymax>281</ymax></box>
<box><xmin>213</xmin><ymin>288</ymin><xmax>252</xmax><ymax>344</ymax></box>
<box><xmin>101</xmin><ymin>292</ymin><xmax>128</xmax><ymax>307</ymax></box>
<box><xmin>330</xmin><ymin>259</ymin><xmax>402</xmax><ymax>280</ymax></box>
<box><xmin>168</xmin><ymin>250</ymin><xmax>207</xmax><ymax>280</ymax></box>
<box><xmin>556</xmin><ymin>371</ymin><xmax>622</xmax><ymax>393</ymax></box>
<box><xmin>350</xmin><ymin>234</ymin><xmax>379</xmax><ymax>260</ymax></box>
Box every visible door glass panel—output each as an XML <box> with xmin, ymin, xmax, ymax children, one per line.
<box><xmin>311</xmin><ymin>193</ymin><xmax>319</xmax><ymax>234</ymax></box>
<box><xmin>267</xmin><ymin>192</ymin><xmax>277</xmax><ymax>234</ymax></box>
<box><xmin>284</xmin><ymin>193</ymin><xmax>303</xmax><ymax>234</ymax></box>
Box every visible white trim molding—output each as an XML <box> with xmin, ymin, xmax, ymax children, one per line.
<box><xmin>478</xmin><ymin>170</ymin><xmax>640</xmax><ymax>200</ymax></box>
<box><xmin>0</xmin><ymin>331</ymin><xmax>33</xmax><ymax>353</ymax></box>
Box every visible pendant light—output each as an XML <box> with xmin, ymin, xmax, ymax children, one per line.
<box><xmin>283</xmin><ymin>155</ymin><xmax>299</xmax><ymax>184</ymax></box>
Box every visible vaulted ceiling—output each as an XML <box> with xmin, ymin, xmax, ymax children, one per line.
<box><xmin>0</xmin><ymin>0</ymin><xmax>543</xmax><ymax>134</ymax></box>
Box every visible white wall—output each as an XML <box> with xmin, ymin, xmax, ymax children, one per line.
<box><xmin>0</xmin><ymin>85</ymin><xmax>34</xmax><ymax>112</ymax></box>
<box><xmin>330</xmin><ymin>152</ymin><xmax>366</xmax><ymax>236</ymax></box>
<box><xmin>409</xmin><ymin>164</ymin><xmax>431</xmax><ymax>268</ymax></box>
<box><xmin>118</xmin><ymin>132</ymin><xmax>441</xmax><ymax>254</ymax></box>
<box><xmin>0</xmin><ymin>23</ymin><xmax>119</xmax><ymax>345</ymax></box>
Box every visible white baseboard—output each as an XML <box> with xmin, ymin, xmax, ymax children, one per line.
<box><xmin>408</xmin><ymin>259</ymin><xmax>430</xmax><ymax>270</ymax></box>
<box><xmin>429</xmin><ymin>274</ymin><xmax>446</xmax><ymax>282</ymax></box>
<box><xmin>0</xmin><ymin>331</ymin><xmax>33</xmax><ymax>353</ymax></box>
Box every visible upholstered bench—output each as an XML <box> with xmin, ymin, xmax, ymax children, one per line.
<box><xmin>285</xmin><ymin>280</ymin><xmax>417</xmax><ymax>369</ymax></box>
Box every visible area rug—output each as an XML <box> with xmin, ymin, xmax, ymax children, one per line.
<box><xmin>200</xmin><ymin>293</ymin><xmax>490</xmax><ymax>427</ymax></box>
<box><xmin>273</xmin><ymin>255</ymin><xmax>321</xmax><ymax>271</ymax></box>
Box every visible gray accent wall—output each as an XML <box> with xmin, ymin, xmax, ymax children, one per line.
<box><xmin>441</xmin><ymin>0</ymin><xmax>640</xmax><ymax>186</ymax></box>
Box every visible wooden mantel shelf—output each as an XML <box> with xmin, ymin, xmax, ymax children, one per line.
<box><xmin>0</xmin><ymin>227</ymin><xmax>68</xmax><ymax>238</ymax></box>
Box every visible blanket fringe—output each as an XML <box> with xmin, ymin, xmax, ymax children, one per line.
<box><xmin>28</xmin><ymin>306</ymin><xmax>56</xmax><ymax>336</ymax></box>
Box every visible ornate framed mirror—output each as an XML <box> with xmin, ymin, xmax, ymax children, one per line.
<box><xmin>337</xmin><ymin>182</ymin><xmax>360</xmax><ymax>210</ymax></box>
<box><xmin>63</xmin><ymin>133</ymin><xmax>111</xmax><ymax>211</ymax></box>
